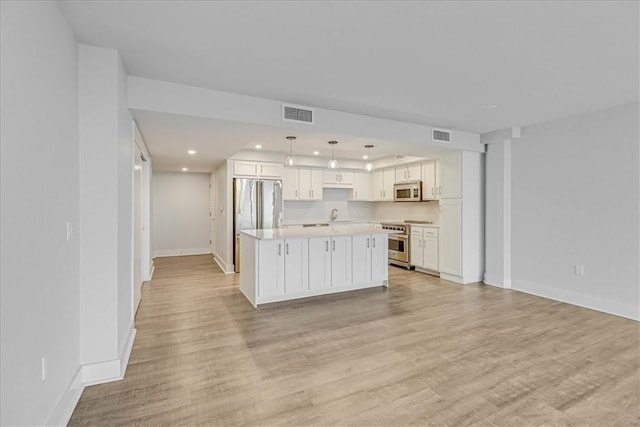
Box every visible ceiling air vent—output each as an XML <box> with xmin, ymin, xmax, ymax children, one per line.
<box><xmin>432</xmin><ymin>128</ymin><xmax>451</xmax><ymax>143</ymax></box>
<box><xmin>282</xmin><ymin>104</ymin><xmax>314</xmax><ymax>125</ymax></box>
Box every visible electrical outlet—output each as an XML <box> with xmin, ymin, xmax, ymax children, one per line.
<box><xmin>575</xmin><ymin>265</ymin><xmax>584</xmax><ymax>276</ymax></box>
<box><xmin>66</xmin><ymin>222</ymin><xmax>75</xmax><ymax>241</ymax></box>
<box><xmin>41</xmin><ymin>356</ymin><xmax>47</xmax><ymax>381</ymax></box>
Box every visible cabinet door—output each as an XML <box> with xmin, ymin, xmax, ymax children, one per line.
<box><xmin>309</xmin><ymin>237</ymin><xmax>332</xmax><ymax>291</ymax></box>
<box><xmin>331</xmin><ymin>235</ymin><xmax>352</xmax><ymax>288</ymax></box>
<box><xmin>439</xmin><ymin>199</ymin><xmax>461</xmax><ymax>275</ymax></box>
<box><xmin>371</xmin><ymin>170</ymin><xmax>384</xmax><ymax>201</ymax></box>
<box><xmin>410</xmin><ymin>226</ymin><xmax>424</xmax><ymax>268</ymax></box>
<box><xmin>258</xmin><ymin>239</ymin><xmax>285</xmax><ymax>298</ymax></box>
<box><xmin>352</xmin><ymin>172</ymin><xmax>371</xmax><ymax>201</ymax></box>
<box><xmin>259</xmin><ymin>162</ymin><xmax>283</xmax><ymax>178</ymax></box>
<box><xmin>310</xmin><ymin>168</ymin><xmax>323</xmax><ymax>200</ymax></box>
<box><xmin>423</xmin><ymin>236</ymin><xmax>439</xmax><ymax>271</ymax></box>
<box><xmin>299</xmin><ymin>168</ymin><xmax>313</xmax><ymax>200</ymax></box>
<box><xmin>339</xmin><ymin>170</ymin><xmax>354</xmax><ymax>186</ymax></box>
<box><xmin>323</xmin><ymin>169</ymin><xmax>339</xmax><ymax>184</ymax></box>
<box><xmin>371</xmin><ymin>233</ymin><xmax>388</xmax><ymax>282</ymax></box>
<box><xmin>407</xmin><ymin>164</ymin><xmax>421</xmax><ymax>182</ymax></box>
<box><xmin>434</xmin><ymin>161</ymin><xmax>440</xmax><ymax>200</ymax></box>
<box><xmin>421</xmin><ymin>162</ymin><xmax>436</xmax><ymax>200</ymax></box>
<box><xmin>395</xmin><ymin>167</ymin><xmax>407</xmax><ymax>183</ymax></box>
<box><xmin>284</xmin><ymin>238</ymin><xmax>309</xmax><ymax>294</ymax></box>
<box><xmin>439</xmin><ymin>152</ymin><xmax>461</xmax><ymax>198</ymax></box>
<box><xmin>383</xmin><ymin>169</ymin><xmax>395</xmax><ymax>201</ymax></box>
<box><xmin>234</xmin><ymin>161</ymin><xmax>258</xmax><ymax>177</ymax></box>
<box><xmin>352</xmin><ymin>234</ymin><xmax>372</xmax><ymax>285</ymax></box>
<box><xmin>282</xmin><ymin>168</ymin><xmax>299</xmax><ymax>200</ymax></box>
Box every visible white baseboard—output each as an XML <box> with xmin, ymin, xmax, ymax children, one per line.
<box><xmin>213</xmin><ymin>252</ymin><xmax>235</xmax><ymax>274</ymax></box>
<box><xmin>80</xmin><ymin>359</ymin><xmax>121</xmax><ymax>386</ymax></box>
<box><xmin>147</xmin><ymin>259</ymin><xmax>155</xmax><ymax>280</ymax></box>
<box><xmin>483</xmin><ymin>273</ymin><xmax>512</xmax><ymax>288</ymax></box>
<box><xmin>119</xmin><ymin>325</ymin><xmax>137</xmax><ymax>377</ymax></box>
<box><xmin>45</xmin><ymin>368</ymin><xmax>84</xmax><ymax>427</ymax></box>
<box><xmin>153</xmin><ymin>248</ymin><xmax>211</xmax><ymax>257</ymax></box>
<box><xmin>512</xmin><ymin>279</ymin><xmax>639</xmax><ymax>321</ymax></box>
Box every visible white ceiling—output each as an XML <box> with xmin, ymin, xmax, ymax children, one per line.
<box><xmin>60</xmin><ymin>1</ymin><xmax>639</xmax><ymax>170</ymax></box>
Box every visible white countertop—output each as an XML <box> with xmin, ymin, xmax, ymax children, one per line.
<box><xmin>404</xmin><ymin>222</ymin><xmax>439</xmax><ymax>228</ymax></box>
<box><xmin>240</xmin><ymin>224</ymin><xmax>397</xmax><ymax>240</ymax></box>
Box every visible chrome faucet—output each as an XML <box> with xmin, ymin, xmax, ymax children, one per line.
<box><xmin>330</xmin><ymin>208</ymin><xmax>338</xmax><ymax>222</ymax></box>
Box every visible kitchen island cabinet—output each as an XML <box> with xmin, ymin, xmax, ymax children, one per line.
<box><xmin>239</xmin><ymin>226</ymin><xmax>393</xmax><ymax>306</ymax></box>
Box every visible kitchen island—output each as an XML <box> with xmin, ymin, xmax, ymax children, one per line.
<box><xmin>239</xmin><ymin>225</ymin><xmax>394</xmax><ymax>306</ymax></box>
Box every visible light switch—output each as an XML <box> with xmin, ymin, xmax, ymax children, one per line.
<box><xmin>574</xmin><ymin>265</ymin><xmax>584</xmax><ymax>276</ymax></box>
<box><xmin>66</xmin><ymin>222</ymin><xmax>75</xmax><ymax>241</ymax></box>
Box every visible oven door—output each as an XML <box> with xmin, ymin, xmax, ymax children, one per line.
<box><xmin>388</xmin><ymin>234</ymin><xmax>408</xmax><ymax>262</ymax></box>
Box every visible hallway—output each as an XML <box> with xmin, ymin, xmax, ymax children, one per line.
<box><xmin>69</xmin><ymin>255</ymin><xmax>639</xmax><ymax>426</ymax></box>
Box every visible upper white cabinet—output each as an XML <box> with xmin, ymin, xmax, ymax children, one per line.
<box><xmin>282</xmin><ymin>167</ymin><xmax>322</xmax><ymax>200</ymax></box>
<box><xmin>439</xmin><ymin>152</ymin><xmax>461</xmax><ymax>199</ymax></box>
<box><xmin>395</xmin><ymin>164</ymin><xmax>422</xmax><ymax>183</ymax></box>
<box><xmin>233</xmin><ymin>161</ymin><xmax>283</xmax><ymax>178</ymax></box>
<box><xmin>350</xmin><ymin>171</ymin><xmax>371</xmax><ymax>201</ymax></box>
<box><xmin>323</xmin><ymin>169</ymin><xmax>354</xmax><ymax>188</ymax></box>
<box><xmin>371</xmin><ymin>169</ymin><xmax>395</xmax><ymax>201</ymax></box>
<box><xmin>421</xmin><ymin>161</ymin><xmax>440</xmax><ymax>201</ymax></box>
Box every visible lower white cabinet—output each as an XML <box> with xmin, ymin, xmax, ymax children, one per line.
<box><xmin>257</xmin><ymin>239</ymin><xmax>285</xmax><ymax>298</ymax></box>
<box><xmin>370</xmin><ymin>234</ymin><xmax>388</xmax><ymax>281</ymax></box>
<box><xmin>330</xmin><ymin>235</ymin><xmax>352</xmax><ymax>287</ymax></box>
<box><xmin>309</xmin><ymin>237</ymin><xmax>332</xmax><ymax>291</ymax></box>
<box><xmin>352</xmin><ymin>233</ymin><xmax>389</xmax><ymax>285</ymax></box>
<box><xmin>410</xmin><ymin>226</ymin><xmax>439</xmax><ymax>271</ymax></box>
<box><xmin>284</xmin><ymin>238</ymin><xmax>309</xmax><ymax>294</ymax></box>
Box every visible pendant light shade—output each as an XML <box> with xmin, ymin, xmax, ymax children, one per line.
<box><xmin>328</xmin><ymin>140</ymin><xmax>338</xmax><ymax>169</ymax></box>
<box><xmin>364</xmin><ymin>145</ymin><xmax>374</xmax><ymax>171</ymax></box>
<box><xmin>285</xmin><ymin>136</ymin><xmax>296</xmax><ymax>166</ymax></box>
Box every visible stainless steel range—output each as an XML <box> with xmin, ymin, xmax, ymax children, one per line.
<box><xmin>381</xmin><ymin>222</ymin><xmax>410</xmax><ymax>268</ymax></box>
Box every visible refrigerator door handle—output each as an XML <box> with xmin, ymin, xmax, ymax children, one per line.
<box><xmin>256</xmin><ymin>181</ymin><xmax>262</xmax><ymax>229</ymax></box>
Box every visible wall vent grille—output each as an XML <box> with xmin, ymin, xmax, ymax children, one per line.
<box><xmin>432</xmin><ymin>128</ymin><xmax>451</xmax><ymax>143</ymax></box>
<box><xmin>282</xmin><ymin>104</ymin><xmax>314</xmax><ymax>124</ymax></box>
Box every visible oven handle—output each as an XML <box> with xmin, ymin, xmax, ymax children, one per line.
<box><xmin>388</xmin><ymin>234</ymin><xmax>408</xmax><ymax>241</ymax></box>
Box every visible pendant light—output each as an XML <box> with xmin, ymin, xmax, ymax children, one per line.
<box><xmin>363</xmin><ymin>145</ymin><xmax>374</xmax><ymax>171</ymax></box>
<box><xmin>285</xmin><ymin>136</ymin><xmax>296</xmax><ymax>166</ymax></box>
<box><xmin>327</xmin><ymin>140</ymin><xmax>338</xmax><ymax>169</ymax></box>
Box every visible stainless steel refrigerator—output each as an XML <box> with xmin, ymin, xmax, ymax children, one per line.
<box><xmin>233</xmin><ymin>178</ymin><xmax>283</xmax><ymax>272</ymax></box>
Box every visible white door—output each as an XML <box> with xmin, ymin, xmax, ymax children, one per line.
<box><xmin>370</xmin><ymin>233</ymin><xmax>388</xmax><ymax>282</ymax></box>
<box><xmin>407</xmin><ymin>164</ymin><xmax>421</xmax><ymax>182</ymax></box>
<box><xmin>331</xmin><ymin>236</ymin><xmax>352</xmax><ymax>288</ymax></box>
<box><xmin>352</xmin><ymin>234</ymin><xmax>372</xmax><ymax>285</ymax></box>
<box><xmin>133</xmin><ymin>147</ymin><xmax>144</xmax><ymax>314</ymax></box>
<box><xmin>284</xmin><ymin>238</ymin><xmax>309</xmax><ymax>294</ymax></box>
<box><xmin>439</xmin><ymin>199</ymin><xmax>461</xmax><ymax>275</ymax></box>
<box><xmin>309</xmin><ymin>237</ymin><xmax>332</xmax><ymax>291</ymax></box>
<box><xmin>282</xmin><ymin>167</ymin><xmax>299</xmax><ymax>200</ymax></box>
<box><xmin>339</xmin><ymin>170</ymin><xmax>354</xmax><ymax>186</ymax></box>
<box><xmin>210</xmin><ymin>174</ymin><xmax>216</xmax><ymax>254</ymax></box>
<box><xmin>258</xmin><ymin>239</ymin><xmax>285</xmax><ymax>298</ymax></box>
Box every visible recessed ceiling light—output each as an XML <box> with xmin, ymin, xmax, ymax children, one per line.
<box><xmin>313</xmin><ymin>151</ymin><xmax>320</xmax><ymax>156</ymax></box>
<box><xmin>255</xmin><ymin>144</ymin><xmax>262</xmax><ymax>149</ymax></box>
<box><xmin>362</xmin><ymin>155</ymin><xmax>369</xmax><ymax>160</ymax></box>
<box><xmin>187</xmin><ymin>149</ymin><xmax>196</xmax><ymax>155</ymax></box>
<box><xmin>181</xmin><ymin>167</ymin><xmax>188</xmax><ymax>172</ymax></box>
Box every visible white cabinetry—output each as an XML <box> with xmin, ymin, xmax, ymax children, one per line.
<box><xmin>284</xmin><ymin>238</ymin><xmax>309</xmax><ymax>294</ymax></box>
<box><xmin>410</xmin><ymin>226</ymin><xmax>439</xmax><ymax>272</ymax></box>
<box><xmin>351</xmin><ymin>171</ymin><xmax>371</xmax><ymax>201</ymax></box>
<box><xmin>330</xmin><ymin>235</ymin><xmax>352</xmax><ymax>287</ymax></box>
<box><xmin>352</xmin><ymin>233</ymin><xmax>389</xmax><ymax>285</ymax></box>
<box><xmin>372</xmin><ymin>169</ymin><xmax>395</xmax><ymax>201</ymax></box>
<box><xmin>309</xmin><ymin>237</ymin><xmax>332</xmax><ymax>291</ymax></box>
<box><xmin>421</xmin><ymin>161</ymin><xmax>440</xmax><ymax>201</ymax></box>
<box><xmin>439</xmin><ymin>199</ymin><xmax>461</xmax><ymax>276</ymax></box>
<box><xmin>395</xmin><ymin>164</ymin><xmax>421</xmax><ymax>183</ymax></box>
<box><xmin>258</xmin><ymin>239</ymin><xmax>285</xmax><ymax>298</ymax></box>
<box><xmin>439</xmin><ymin>152</ymin><xmax>461</xmax><ymax>198</ymax></box>
<box><xmin>370</xmin><ymin>234</ymin><xmax>388</xmax><ymax>282</ymax></box>
<box><xmin>233</xmin><ymin>160</ymin><xmax>283</xmax><ymax>178</ymax></box>
<box><xmin>282</xmin><ymin>167</ymin><xmax>322</xmax><ymax>200</ymax></box>
<box><xmin>323</xmin><ymin>169</ymin><xmax>354</xmax><ymax>188</ymax></box>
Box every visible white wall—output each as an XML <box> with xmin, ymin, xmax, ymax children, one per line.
<box><xmin>1</xmin><ymin>1</ymin><xmax>81</xmax><ymax>425</ymax></box>
<box><xmin>78</xmin><ymin>44</ymin><xmax>134</xmax><ymax>381</ymax></box>
<box><xmin>485</xmin><ymin>103</ymin><xmax>639</xmax><ymax>320</ymax></box>
<box><xmin>152</xmin><ymin>172</ymin><xmax>211</xmax><ymax>257</ymax></box>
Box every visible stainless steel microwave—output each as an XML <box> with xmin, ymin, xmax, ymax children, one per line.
<box><xmin>394</xmin><ymin>181</ymin><xmax>422</xmax><ymax>201</ymax></box>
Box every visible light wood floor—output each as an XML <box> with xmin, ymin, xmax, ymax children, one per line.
<box><xmin>69</xmin><ymin>255</ymin><xmax>639</xmax><ymax>426</ymax></box>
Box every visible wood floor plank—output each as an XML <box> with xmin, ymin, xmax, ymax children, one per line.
<box><xmin>69</xmin><ymin>254</ymin><xmax>640</xmax><ymax>426</ymax></box>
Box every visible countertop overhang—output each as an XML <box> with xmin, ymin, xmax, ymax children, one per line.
<box><xmin>240</xmin><ymin>225</ymin><xmax>399</xmax><ymax>240</ymax></box>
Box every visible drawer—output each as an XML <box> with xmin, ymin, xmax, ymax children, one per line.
<box><xmin>410</xmin><ymin>226</ymin><xmax>424</xmax><ymax>236</ymax></box>
<box><xmin>423</xmin><ymin>228</ymin><xmax>439</xmax><ymax>237</ymax></box>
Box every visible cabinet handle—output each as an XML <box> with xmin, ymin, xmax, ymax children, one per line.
<box><xmin>373</xmin><ymin>237</ymin><xmax>376</xmax><ymax>248</ymax></box>
<box><xmin>295</xmin><ymin>189</ymin><xmax>298</xmax><ymax>198</ymax></box>
<box><xmin>278</xmin><ymin>244</ymin><xmax>282</xmax><ymax>256</ymax></box>
<box><xmin>367</xmin><ymin>238</ymin><xmax>370</xmax><ymax>248</ymax></box>
<box><xmin>355</xmin><ymin>190</ymin><xmax>358</xmax><ymax>198</ymax></box>
<box><xmin>332</xmin><ymin>240</ymin><xmax>335</xmax><ymax>251</ymax></box>
<box><xmin>286</xmin><ymin>243</ymin><xmax>289</xmax><ymax>255</ymax></box>
<box><xmin>325</xmin><ymin>241</ymin><xmax>328</xmax><ymax>252</ymax></box>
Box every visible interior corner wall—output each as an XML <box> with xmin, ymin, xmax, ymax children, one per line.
<box><xmin>1</xmin><ymin>1</ymin><xmax>81</xmax><ymax>425</ymax></box>
<box><xmin>214</xmin><ymin>162</ymin><xmax>231</xmax><ymax>270</ymax></box>
<box><xmin>484</xmin><ymin>140</ymin><xmax>509</xmax><ymax>287</ymax></box>
<box><xmin>151</xmin><ymin>171</ymin><xmax>211</xmax><ymax>257</ymax></box>
<box><xmin>509</xmin><ymin>103</ymin><xmax>639</xmax><ymax>320</ymax></box>
<box><xmin>79</xmin><ymin>44</ymin><xmax>134</xmax><ymax>375</ymax></box>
